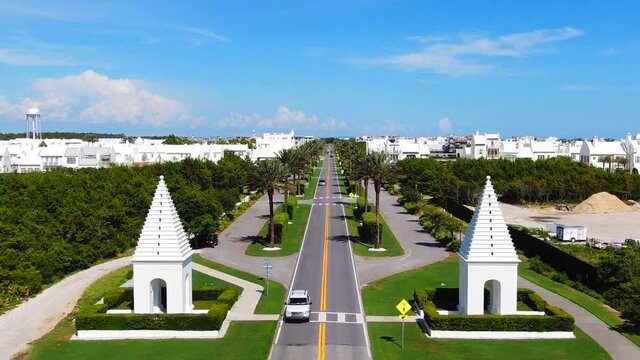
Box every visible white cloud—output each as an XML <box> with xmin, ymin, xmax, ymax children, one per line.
<box><xmin>215</xmin><ymin>106</ymin><xmax>347</xmax><ymax>132</ymax></box>
<box><xmin>178</xmin><ymin>26</ymin><xmax>229</xmax><ymax>43</ymax></box>
<box><xmin>0</xmin><ymin>70</ymin><xmax>187</xmax><ymax>126</ymax></box>
<box><xmin>349</xmin><ymin>27</ymin><xmax>584</xmax><ymax>76</ymax></box>
<box><xmin>437</xmin><ymin>117</ymin><xmax>452</xmax><ymax>133</ymax></box>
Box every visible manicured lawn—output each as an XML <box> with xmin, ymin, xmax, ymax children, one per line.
<box><xmin>29</xmin><ymin>321</ymin><xmax>277</xmax><ymax>360</ymax></box>
<box><xmin>193</xmin><ymin>270</ymin><xmax>242</xmax><ymax>293</ymax></box>
<box><xmin>362</xmin><ymin>256</ymin><xmax>458</xmax><ymax>316</ymax></box>
<box><xmin>303</xmin><ymin>160</ymin><xmax>323</xmax><ymax>199</ymax></box>
<box><xmin>519</xmin><ymin>257</ymin><xmax>640</xmax><ymax>347</ymax></box>
<box><xmin>368</xmin><ymin>323</ymin><xmax>610</xmax><ymax>360</ymax></box>
<box><xmin>193</xmin><ymin>255</ymin><xmax>285</xmax><ymax>315</ymax></box>
<box><xmin>245</xmin><ymin>204</ymin><xmax>312</xmax><ymax>257</ymax></box>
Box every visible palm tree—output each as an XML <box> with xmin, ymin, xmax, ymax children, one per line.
<box><xmin>352</xmin><ymin>156</ymin><xmax>370</xmax><ymax>212</ymax></box>
<box><xmin>276</xmin><ymin>148</ymin><xmax>299</xmax><ymax>208</ymax></box>
<box><xmin>249</xmin><ymin>160</ymin><xmax>289</xmax><ymax>247</ymax></box>
<box><xmin>364</xmin><ymin>151</ymin><xmax>396</xmax><ymax>249</ymax></box>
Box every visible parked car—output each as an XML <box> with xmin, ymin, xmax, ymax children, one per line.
<box><xmin>284</xmin><ymin>289</ymin><xmax>311</xmax><ymax>322</ymax></box>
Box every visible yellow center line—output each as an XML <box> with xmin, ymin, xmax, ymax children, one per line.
<box><xmin>318</xmin><ymin>157</ymin><xmax>331</xmax><ymax>360</ymax></box>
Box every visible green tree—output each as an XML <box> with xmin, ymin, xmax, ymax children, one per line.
<box><xmin>364</xmin><ymin>151</ymin><xmax>396</xmax><ymax>249</ymax></box>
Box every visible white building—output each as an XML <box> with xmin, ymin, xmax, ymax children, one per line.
<box><xmin>458</xmin><ymin>176</ymin><xmax>520</xmax><ymax>315</ymax></box>
<box><xmin>579</xmin><ymin>137</ymin><xmax>627</xmax><ymax>171</ymax></box>
<box><xmin>252</xmin><ymin>131</ymin><xmax>296</xmax><ymax>160</ymax></box>
<box><xmin>624</xmin><ymin>133</ymin><xmax>640</xmax><ymax>174</ymax></box>
<box><xmin>132</xmin><ymin>175</ymin><xmax>194</xmax><ymax>314</ymax></box>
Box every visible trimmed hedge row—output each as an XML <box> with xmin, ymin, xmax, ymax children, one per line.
<box><xmin>413</xmin><ymin>288</ymin><xmax>574</xmax><ymax>332</ymax></box>
<box><xmin>76</xmin><ymin>301</ymin><xmax>230</xmax><ymax>331</ymax></box>
<box><xmin>353</xmin><ymin>197</ymin><xmax>375</xmax><ymax>220</ymax></box>
<box><xmin>103</xmin><ymin>288</ymin><xmax>133</xmax><ymax>309</ymax></box>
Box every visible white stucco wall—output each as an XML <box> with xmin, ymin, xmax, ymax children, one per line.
<box><xmin>133</xmin><ymin>260</ymin><xmax>193</xmax><ymax>314</ymax></box>
<box><xmin>458</xmin><ymin>260</ymin><xmax>519</xmax><ymax>315</ymax></box>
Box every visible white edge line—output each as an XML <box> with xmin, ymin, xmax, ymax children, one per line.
<box><xmin>341</xmin><ymin>202</ymin><xmax>372</xmax><ymax>359</ymax></box>
<box><xmin>272</xmin><ymin>155</ymin><xmax>324</xmax><ymax>348</ymax></box>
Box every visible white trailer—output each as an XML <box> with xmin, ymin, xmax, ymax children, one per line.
<box><xmin>556</xmin><ymin>224</ymin><xmax>587</xmax><ymax>242</ymax></box>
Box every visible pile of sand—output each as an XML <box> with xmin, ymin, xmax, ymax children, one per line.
<box><xmin>573</xmin><ymin>192</ymin><xmax>630</xmax><ymax>213</ymax></box>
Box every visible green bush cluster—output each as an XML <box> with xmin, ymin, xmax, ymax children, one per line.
<box><xmin>359</xmin><ymin>212</ymin><xmax>382</xmax><ymax>244</ymax></box>
<box><xmin>286</xmin><ymin>196</ymin><xmax>298</xmax><ymax>220</ymax></box>
<box><xmin>103</xmin><ymin>288</ymin><xmax>133</xmax><ymax>309</ymax></box>
<box><xmin>415</xmin><ymin>203</ymin><xmax>467</xmax><ymax>251</ymax></box>
<box><xmin>216</xmin><ymin>288</ymin><xmax>239</xmax><ymax>305</ymax></box>
<box><xmin>413</xmin><ymin>288</ymin><xmax>574</xmax><ymax>332</ymax></box>
<box><xmin>192</xmin><ymin>286</ymin><xmax>225</xmax><ymax>301</ymax></box>
<box><xmin>270</xmin><ymin>213</ymin><xmax>289</xmax><ymax>244</ymax></box>
<box><xmin>527</xmin><ymin>257</ymin><xmax>603</xmax><ymax>300</ymax></box>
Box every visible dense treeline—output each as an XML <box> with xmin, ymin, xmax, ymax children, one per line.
<box><xmin>397</xmin><ymin>157</ymin><xmax>640</xmax><ymax>204</ymax></box>
<box><xmin>0</xmin><ymin>153</ymin><xmax>252</xmax><ymax>310</ymax></box>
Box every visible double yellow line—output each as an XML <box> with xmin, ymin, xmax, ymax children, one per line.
<box><xmin>317</xmin><ymin>157</ymin><xmax>331</xmax><ymax>360</ymax></box>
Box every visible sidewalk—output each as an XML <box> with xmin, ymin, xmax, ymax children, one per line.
<box><xmin>200</xmin><ymin>194</ymin><xmax>296</xmax><ymax>288</ymax></box>
<box><xmin>355</xmin><ymin>186</ymin><xmax>449</xmax><ymax>286</ymax></box>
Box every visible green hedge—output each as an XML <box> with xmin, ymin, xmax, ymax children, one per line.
<box><xmin>413</xmin><ymin>288</ymin><xmax>574</xmax><ymax>332</ymax></box>
<box><xmin>77</xmin><ymin>300</ymin><xmax>231</xmax><ymax>331</ymax></box>
<box><xmin>418</xmin><ymin>204</ymin><xmax>467</xmax><ymax>251</ymax></box>
<box><xmin>192</xmin><ymin>287</ymin><xmax>225</xmax><ymax>301</ymax></box>
<box><xmin>269</xmin><ymin>213</ymin><xmax>289</xmax><ymax>244</ymax></box>
<box><xmin>217</xmin><ymin>288</ymin><xmax>239</xmax><ymax>305</ymax></box>
<box><xmin>286</xmin><ymin>196</ymin><xmax>297</xmax><ymax>220</ymax></box>
<box><xmin>359</xmin><ymin>212</ymin><xmax>383</xmax><ymax>244</ymax></box>
<box><xmin>102</xmin><ymin>288</ymin><xmax>133</xmax><ymax>309</ymax></box>
<box><xmin>354</xmin><ymin>197</ymin><xmax>375</xmax><ymax>220</ymax></box>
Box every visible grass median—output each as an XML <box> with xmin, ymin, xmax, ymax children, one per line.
<box><xmin>244</xmin><ymin>204</ymin><xmax>312</xmax><ymax>257</ymax></box>
<box><xmin>344</xmin><ymin>202</ymin><xmax>404</xmax><ymax>257</ymax></box>
<box><xmin>303</xmin><ymin>160</ymin><xmax>323</xmax><ymax>199</ymax></box>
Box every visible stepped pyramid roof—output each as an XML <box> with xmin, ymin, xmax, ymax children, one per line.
<box><xmin>458</xmin><ymin>176</ymin><xmax>519</xmax><ymax>263</ymax></box>
<box><xmin>132</xmin><ymin>175</ymin><xmax>193</xmax><ymax>262</ymax></box>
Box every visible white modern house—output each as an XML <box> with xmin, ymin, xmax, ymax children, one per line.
<box><xmin>579</xmin><ymin>137</ymin><xmax>627</xmax><ymax>171</ymax></box>
<box><xmin>458</xmin><ymin>176</ymin><xmax>520</xmax><ymax>315</ymax></box>
<box><xmin>251</xmin><ymin>131</ymin><xmax>296</xmax><ymax>160</ymax></box>
<box><xmin>132</xmin><ymin>175</ymin><xmax>194</xmax><ymax>314</ymax></box>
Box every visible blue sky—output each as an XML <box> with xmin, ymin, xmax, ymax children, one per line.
<box><xmin>0</xmin><ymin>0</ymin><xmax>638</xmax><ymax>138</ymax></box>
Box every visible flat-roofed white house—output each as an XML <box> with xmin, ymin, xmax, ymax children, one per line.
<box><xmin>252</xmin><ymin>131</ymin><xmax>296</xmax><ymax>160</ymax></box>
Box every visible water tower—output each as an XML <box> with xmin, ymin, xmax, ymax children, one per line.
<box><xmin>26</xmin><ymin>106</ymin><xmax>42</xmax><ymax>140</ymax></box>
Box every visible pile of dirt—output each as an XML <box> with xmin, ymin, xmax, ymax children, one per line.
<box><xmin>573</xmin><ymin>192</ymin><xmax>630</xmax><ymax>213</ymax></box>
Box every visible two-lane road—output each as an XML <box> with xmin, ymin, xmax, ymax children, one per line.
<box><xmin>271</xmin><ymin>148</ymin><xmax>370</xmax><ymax>360</ymax></box>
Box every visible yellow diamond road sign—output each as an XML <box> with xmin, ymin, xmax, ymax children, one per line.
<box><xmin>348</xmin><ymin>192</ymin><xmax>355</xmax><ymax>199</ymax></box>
<box><xmin>396</xmin><ymin>299</ymin><xmax>411</xmax><ymax>315</ymax></box>
<box><xmin>399</xmin><ymin>314</ymin><xmax>409</xmax><ymax>321</ymax></box>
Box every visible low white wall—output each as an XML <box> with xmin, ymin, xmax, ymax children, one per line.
<box><xmin>516</xmin><ymin>310</ymin><xmax>546</xmax><ymax>316</ymax></box>
<box><xmin>73</xmin><ymin>330</ymin><xmax>220</xmax><ymax>340</ymax></box>
<box><xmin>427</xmin><ymin>330</ymin><xmax>575</xmax><ymax>339</ymax></box>
<box><xmin>106</xmin><ymin>309</ymin><xmax>133</xmax><ymax>314</ymax></box>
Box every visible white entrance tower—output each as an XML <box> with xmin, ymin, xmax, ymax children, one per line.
<box><xmin>458</xmin><ymin>176</ymin><xmax>520</xmax><ymax>315</ymax></box>
<box><xmin>133</xmin><ymin>175</ymin><xmax>193</xmax><ymax>314</ymax></box>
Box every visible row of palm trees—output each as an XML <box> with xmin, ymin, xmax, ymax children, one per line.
<box><xmin>335</xmin><ymin>140</ymin><xmax>396</xmax><ymax>249</ymax></box>
<box><xmin>248</xmin><ymin>140</ymin><xmax>324</xmax><ymax>247</ymax></box>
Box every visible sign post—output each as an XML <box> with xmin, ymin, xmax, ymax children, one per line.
<box><xmin>263</xmin><ymin>257</ymin><xmax>273</xmax><ymax>297</ymax></box>
<box><xmin>396</xmin><ymin>299</ymin><xmax>412</xmax><ymax>349</ymax></box>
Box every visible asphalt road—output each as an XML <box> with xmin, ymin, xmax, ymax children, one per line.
<box><xmin>271</xmin><ymin>148</ymin><xmax>370</xmax><ymax>360</ymax></box>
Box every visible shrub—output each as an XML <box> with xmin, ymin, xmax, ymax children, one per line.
<box><xmin>359</xmin><ymin>212</ymin><xmax>383</xmax><ymax>244</ymax></box>
<box><xmin>217</xmin><ymin>288</ymin><xmax>239</xmax><ymax>305</ymax></box>
<box><xmin>419</xmin><ymin>204</ymin><xmax>466</xmax><ymax>251</ymax></box>
<box><xmin>269</xmin><ymin>213</ymin><xmax>289</xmax><ymax>244</ymax></box>
<box><xmin>399</xmin><ymin>186</ymin><xmax>422</xmax><ymax>205</ymax></box>
<box><xmin>103</xmin><ymin>288</ymin><xmax>133</xmax><ymax>309</ymax></box>
<box><xmin>354</xmin><ymin>197</ymin><xmax>375</xmax><ymax>219</ymax></box>
<box><xmin>286</xmin><ymin>196</ymin><xmax>297</xmax><ymax>220</ymax></box>
<box><xmin>403</xmin><ymin>202</ymin><xmax>419</xmax><ymax>215</ymax></box>
<box><xmin>414</xmin><ymin>288</ymin><xmax>574</xmax><ymax>332</ymax></box>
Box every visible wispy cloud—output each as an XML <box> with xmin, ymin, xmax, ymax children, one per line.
<box><xmin>0</xmin><ymin>48</ymin><xmax>78</xmax><ymax>66</ymax></box>
<box><xmin>348</xmin><ymin>27</ymin><xmax>584</xmax><ymax>77</ymax></box>
<box><xmin>178</xmin><ymin>26</ymin><xmax>229</xmax><ymax>43</ymax></box>
<box><xmin>215</xmin><ymin>106</ymin><xmax>346</xmax><ymax>132</ymax></box>
<box><xmin>560</xmin><ymin>83</ymin><xmax>602</xmax><ymax>91</ymax></box>
<box><xmin>437</xmin><ymin>117</ymin><xmax>452</xmax><ymax>133</ymax></box>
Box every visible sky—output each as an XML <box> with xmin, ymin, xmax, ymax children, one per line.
<box><xmin>0</xmin><ymin>0</ymin><xmax>638</xmax><ymax>138</ymax></box>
